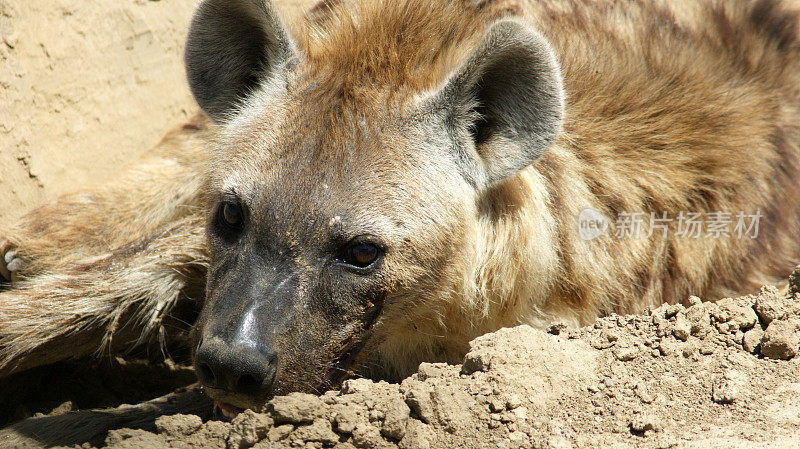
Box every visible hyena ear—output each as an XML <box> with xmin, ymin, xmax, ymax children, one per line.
<box><xmin>430</xmin><ymin>20</ymin><xmax>565</xmax><ymax>186</ymax></box>
<box><xmin>185</xmin><ymin>0</ymin><xmax>297</xmax><ymax>121</ymax></box>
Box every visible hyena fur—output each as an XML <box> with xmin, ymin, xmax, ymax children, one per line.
<box><xmin>1</xmin><ymin>0</ymin><xmax>799</xmax><ymax>417</ymax></box>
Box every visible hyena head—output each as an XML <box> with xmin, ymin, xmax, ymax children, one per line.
<box><xmin>185</xmin><ymin>0</ymin><xmax>564</xmax><ymax>410</ymax></box>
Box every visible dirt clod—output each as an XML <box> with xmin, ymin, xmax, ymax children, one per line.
<box><xmin>290</xmin><ymin>418</ymin><xmax>339</xmax><ymax>446</ymax></box>
<box><xmin>226</xmin><ymin>410</ymin><xmax>273</xmax><ymax>449</ymax></box>
<box><xmin>742</xmin><ymin>327</ymin><xmax>764</xmax><ymax>354</ymax></box>
<box><xmin>155</xmin><ymin>414</ymin><xmax>203</xmax><ymax>438</ymax></box>
<box><xmin>754</xmin><ymin>286</ymin><xmax>793</xmax><ymax>325</ymax></box>
<box><xmin>760</xmin><ymin>318</ymin><xmax>800</xmax><ymax>360</ymax></box>
<box><xmin>711</xmin><ymin>371</ymin><xmax>742</xmax><ymax>404</ymax></box>
<box><xmin>630</xmin><ymin>414</ymin><xmax>661</xmax><ymax>435</ymax></box>
<box><xmin>268</xmin><ymin>393</ymin><xmax>326</xmax><ymax>424</ymax></box>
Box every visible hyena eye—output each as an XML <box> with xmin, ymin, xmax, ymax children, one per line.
<box><xmin>344</xmin><ymin>242</ymin><xmax>381</xmax><ymax>269</ymax></box>
<box><xmin>218</xmin><ymin>201</ymin><xmax>244</xmax><ymax>231</ymax></box>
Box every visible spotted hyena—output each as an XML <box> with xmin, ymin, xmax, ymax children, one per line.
<box><xmin>1</xmin><ymin>0</ymin><xmax>799</xmax><ymax>416</ymax></box>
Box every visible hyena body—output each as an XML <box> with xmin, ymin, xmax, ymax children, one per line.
<box><xmin>1</xmin><ymin>0</ymin><xmax>799</xmax><ymax>412</ymax></box>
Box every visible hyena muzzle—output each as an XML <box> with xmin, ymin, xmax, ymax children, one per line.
<box><xmin>2</xmin><ymin>0</ymin><xmax>800</xmax><ymax>418</ymax></box>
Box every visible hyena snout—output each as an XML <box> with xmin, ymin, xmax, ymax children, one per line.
<box><xmin>194</xmin><ymin>337</ymin><xmax>278</xmax><ymax>397</ymax></box>
<box><xmin>194</xmin><ymin>259</ymin><xmax>308</xmax><ymax>406</ymax></box>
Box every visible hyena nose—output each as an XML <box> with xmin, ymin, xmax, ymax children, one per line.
<box><xmin>194</xmin><ymin>337</ymin><xmax>277</xmax><ymax>395</ymax></box>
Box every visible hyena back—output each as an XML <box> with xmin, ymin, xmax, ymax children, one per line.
<box><xmin>1</xmin><ymin>0</ymin><xmax>799</xmax><ymax>413</ymax></box>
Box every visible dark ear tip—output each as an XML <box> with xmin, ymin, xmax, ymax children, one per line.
<box><xmin>484</xmin><ymin>18</ymin><xmax>558</xmax><ymax>59</ymax></box>
<box><xmin>487</xmin><ymin>17</ymin><xmax>528</xmax><ymax>34</ymax></box>
<box><xmin>480</xmin><ymin>18</ymin><xmax>565</xmax><ymax>94</ymax></box>
<box><xmin>484</xmin><ymin>18</ymin><xmax>537</xmax><ymax>41</ymax></box>
<box><xmin>184</xmin><ymin>0</ymin><xmax>296</xmax><ymax>122</ymax></box>
<box><xmin>424</xmin><ymin>17</ymin><xmax>565</xmax><ymax>187</ymax></box>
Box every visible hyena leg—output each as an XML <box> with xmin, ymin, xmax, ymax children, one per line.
<box><xmin>0</xmin><ymin>114</ymin><xmax>211</xmax><ymax>376</ymax></box>
<box><xmin>0</xmin><ymin>216</ymin><xmax>208</xmax><ymax>379</ymax></box>
<box><xmin>0</xmin><ymin>113</ymin><xmax>211</xmax><ymax>284</ymax></box>
<box><xmin>1</xmin><ymin>385</ymin><xmax>213</xmax><ymax>448</ymax></box>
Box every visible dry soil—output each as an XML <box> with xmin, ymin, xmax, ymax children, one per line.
<box><xmin>0</xmin><ymin>0</ymin><xmax>314</xmax><ymax>224</ymax></box>
<box><xmin>3</xmin><ymin>282</ymin><xmax>800</xmax><ymax>448</ymax></box>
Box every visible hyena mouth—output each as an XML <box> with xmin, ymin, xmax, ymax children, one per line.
<box><xmin>214</xmin><ymin>401</ymin><xmax>244</xmax><ymax>421</ymax></box>
<box><xmin>210</xmin><ymin>302</ymin><xmax>385</xmax><ymax>418</ymax></box>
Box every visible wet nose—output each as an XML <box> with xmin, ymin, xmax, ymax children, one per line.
<box><xmin>194</xmin><ymin>337</ymin><xmax>277</xmax><ymax>395</ymax></box>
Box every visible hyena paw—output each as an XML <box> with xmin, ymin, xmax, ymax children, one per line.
<box><xmin>0</xmin><ymin>240</ymin><xmax>23</xmax><ymax>283</ymax></box>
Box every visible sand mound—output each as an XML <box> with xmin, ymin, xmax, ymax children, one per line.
<box><xmin>4</xmin><ymin>283</ymin><xmax>800</xmax><ymax>449</ymax></box>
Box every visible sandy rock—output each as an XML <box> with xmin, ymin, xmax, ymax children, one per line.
<box><xmin>267</xmin><ymin>424</ymin><xmax>294</xmax><ymax>443</ymax></box>
<box><xmin>155</xmin><ymin>414</ymin><xmax>203</xmax><ymax>438</ymax></box>
<box><xmin>350</xmin><ymin>423</ymin><xmax>389</xmax><ymax>448</ymax></box>
<box><xmin>506</xmin><ymin>394</ymin><xmax>523</xmax><ymax>410</ymax></box>
<box><xmin>342</xmin><ymin>408</ymin><xmax>371</xmax><ymax>434</ymax></box>
<box><xmin>699</xmin><ymin>340</ymin><xmax>716</xmax><ymax>355</ymax></box>
<box><xmin>665</xmin><ymin>304</ymin><xmax>684</xmax><ymax>318</ymax></box>
<box><xmin>653</xmin><ymin>316</ymin><xmax>673</xmax><ymax>338</ymax></box>
<box><xmin>540</xmin><ymin>435</ymin><xmax>574</xmax><ymax>449</ymax></box>
<box><xmin>685</xmin><ymin>303</ymin><xmax>713</xmax><ymax>339</ymax></box>
<box><xmin>691</xmin><ymin>321</ymin><xmax>713</xmax><ymax>339</ymax></box>
<box><xmin>671</xmin><ymin>314</ymin><xmax>690</xmax><ymax>341</ymax></box>
<box><xmin>613</xmin><ymin>345</ymin><xmax>639</xmax><ymax>361</ymax></box>
<box><xmin>547</xmin><ymin>323</ymin><xmax>569</xmax><ymax>336</ymax></box>
<box><xmin>332</xmin><ymin>405</ymin><xmax>363</xmax><ymax>434</ymax></box>
<box><xmin>682</xmin><ymin>338</ymin><xmax>699</xmax><ymax>358</ymax></box>
<box><xmin>634</xmin><ymin>383</ymin><xmax>654</xmax><ymax>404</ymax></box>
<box><xmin>742</xmin><ymin>328</ymin><xmax>764</xmax><ymax>354</ymax></box>
<box><xmin>11</xmin><ymin>284</ymin><xmax>800</xmax><ymax>449</ymax></box>
<box><xmin>715</xmin><ymin>321</ymin><xmax>737</xmax><ymax>335</ymax></box>
<box><xmin>719</xmin><ymin>302</ymin><xmax>758</xmax><ymax>332</ymax></box>
<box><xmin>490</xmin><ymin>397</ymin><xmax>506</xmax><ymax>413</ymax></box>
<box><xmin>398</xmin><ymin>420</ymin><xmax>436</xmax><ymax>449</ymax></box>
<box><xmin>401</xmin><ymin>380</ymin><xmax>436</xmax><ymax>424</ymax></box>
<box><xmin>711</xmin><ymin>371</ymin><xmax>744</xmax><ymax>404</ymax></box>
<box><xmin>416</xmin><ymin>363</ymin><xmax>448</xmax><ymax>381</ymax></box>
<box><xmin>227</xmin><ymin>410</ymin><xmax>273</xmax><ymax>449</ymax></box>
<box><xmin>629</xmin><ymin>414</ymin><xmax>661</xmax><ymax>434</ymax></box>
<box><xmin>760</xmin><ymin>318</ymin><xmax>800</xmax><ymax>360</ymax></box>
<box><xmin>290</xmin><ymin>419</ymin><xmax>339</xmax><ymax>446</ymax></box>
<box><xmin>462</xmin><ymin>351</ymin><xmax>492</xmax><ymax>374</ymax></box>
<box><xmin>506</xmin><ymin>430</ymin><xmax>530</xmax><ymax>447</ymax></box>
<box><xmin>428</xmin><ymin>384</ymin><xmax>474</xmax><ymax>434</ymax></box>
<box><xmin>658</xmin><ymin>339</ymin><xmax>680</xmax><ymax>356</ymax></box>
<box><xmin>380</xmin><ymin>397</ymin><xmax>410</xmax><ymax>440</ymax></box>
<box><xmin>341</xmin><ymin>379</ymin><xmax>374</xmax><ymax>396</ymax></box>
<box><xmin>684</xmin><ymin>304</ymin><xmax>707</xmax><ymax>324</ymax></box>
<box><xmin>182</xmin><ymin>421</ymin><xmax>231</xmax><ymax>449</ymax></box>
<box><xmin>754</xmin><ymin>286</ymin><xmax>791</xmax><ymax>325</ymax></box>
<box><xmin>48</xmin><ymin>402</ymin><xmax>74</xmax><ymax>417</ymax></box>
<box><xmin>268</xmin><ymin>393</ymin><xmax>327</xmax><ymax>424</ymax></box>
<box><xmin>104</xmin><ymin>429</ymin><xmax>168</xmax><ymax>448</ymax></box>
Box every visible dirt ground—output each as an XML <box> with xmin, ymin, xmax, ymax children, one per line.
<box><xmin>0</xmin><ymin>0</ymin><xmax>315</xmax><ymax>224</ymax></box>
<box><xmin>3</xmin><ymin>1</ymin><xmax>800</xmax><ymax>448</ymax></box>
<box><xmin>3</xmin><ymin>281</ymin><xmax>800</xmax><ymax>448</ymax></box>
